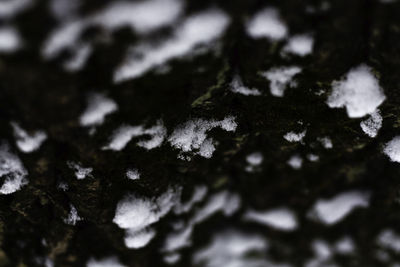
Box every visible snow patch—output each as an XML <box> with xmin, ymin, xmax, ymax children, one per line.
<box><xmin>377</xmin><ymin>229</ymin><xmax>400</xmax><ymax>253</ymax></box>
<box><xmin>168</xmin><ymin>116</ymin><xmax>237</xmax><ymax>160</ymax></box>
<box><xmin>164</xmin><ymin>192</ymin><xmax>238</xmax><ymax>264</ymax></box>
<box><xmin>284</xmin><ymin>130</ymin><xmax>306</xmax><ymax>143</ymax></box>
<box><xmin>244</xmin><ymin>207</ymin><xmax>298</xmax><ymax>231</ymax></box>
<box><xmin>360</xmin><ymin>110</ymin><xmax>382</xmax><ymax>138</ymax></box>
<box><xmin>162</xmin><ymin>190</ymin><xmax>240</xmax><ymax>258</ymax></box>
<box><xmin>230</xmin><ymin>75</ymin><xmax>261</xmax><ymax>96</ymax></box>
<box><xmin>192</xmin><ymin>230</ymin><xmax>268</xmax><ymax>267</ymax></box>
<box><xmin>113</xmin><ymin>187</ymin><xmax>181</xmax><ymax>249</ymax></box>
<box><xmin>304</xmin><ymin>237</ymin><xmax>356</xmax><ymax>266</ymax></box>
<box><xmin>247</xmin><ymin>8</ymin><xmax>288</xmax><ymax>41</ymax></box>
<box><xmin>287</xmin><ymin>155</ymin><xmax>303</xmax><ymax>169</ymax></box>
<box><xmin>67</xmin><ymin>161</ymin><xmax>93</xmax><ymax>180</ymax></box>
<box><xmin>318</xmin><ymin>136</ymin><xmax>333</xmax><ymax>149</ymax></box>
<box><xmin>57</xmin><ymin>181</ymin><xmax>69</xmax><ymax>191</ymax></box>
<box><xmin>11</xmin><ymin>122</ymin><xmax>47</xmax><ymax>153</ymax></box>
<box><xmin>103</xmin><ymin>121</ymin><xmax>166</xmax><ymax>151</ymax></box>
<box><xmin>383</xmin><ymin>136</ymin><xmax>400</xmax><ymax>163</ymax></box>
<box><xmin>0</xmin><ymin>0</ymin><xmax>33</xmax><ymax>19</ymax></box>
<box><xmin>282</xmin><ymin>34</ymin><xmax>314</xmax><ymax>56</ymax></box>
<box><xmin>114</xmin><ymin>9</ymin><xmax>230</xmax><ymax>82</ymax></box>
<box><xmin>124</xmin><ymin>228</ymin><xmax>156</xmax><ymax>249</ymax></box>
<box><xmin>327</xmin><ymin>64</ymin><xmax>386</xmax><ymax>118</ymax></box>
<box><xmin>245</xmin><ymin>152</ymin><xmax>263</xmax><ymax>172</ymax></box>
<box><xmin>43</xmin><ymin>0</ymin><xmax>183</xmax><ymax>72</ymax></box>
<box><xmin>63</xmin><ymin>43</ymin><xmax>92</xmax><ymax>72</ymax></box>
<box><xmin>305</xmin><ymin>239</ymin><xmax>333</xmax><ymax>267</ymax></box>
<box><xmin>260</xmin><ymin>66</ymin><xmax>302</xmax><ymax>97</ymax></box>
<box><xmin>174</xmin><ymin>185</ymin><xmax>207</xmax><ymax>214</ymax></box>
<box><xmin>87</xmin><ymin>256</ymin><xmax>126</xmax><ymax>267</ymax></box>
<box><xmin>79</xmin><ymin>93</ymin><xmax>118</xmax><ymax>127</ymax></box>
<box><xmin>246</xmin><ymin>152</ymin><xmax>263</xmax><ymax>166</ymax></box>
<box><xmin>49</xmin><ymin>0</ymin><xmax>80</xmax><ymax>21</ymax></box>
<box><xmin>309</xmin><ymin>191</ymin><xmax>370</xmax><ymax>225</ymax></box>
<box><xmin>114</xmin><ymin>187</ymin><xmax>181</xmax><ymax>230</ymax></box>
<box><xmin>307</xmin><ymin>154</ymin><xmax>319</xmax><ymax>162</ymax></box>
<box><xmin>163</xmin><ymin>253</ymin><xmax>181</xmax><ymax>265</ymax></box>
<box><xmin>334</xmin><ymin>236</ymin><xmax>355</xmax><ymax>255</ymax></box>
<box><xmin>92</xmin><ymin>0</ymin><xmax>183</xmax><ymax>34</ymax></box>
<box><xmin>0</xmin><ymin>144</ymin><xmax>28</xmax><ymax>194</ymax></box>
<box><xmin>137</xmin><ymin>122</ymin><xmax>167</xmax><ymax>150</ymax></box>
<box><xmin>44</xmin><ymin>258</ymin><xmax>54</xmax><ymax>267</ymax></box>
<box><xmin>192</xmin><ymin>191</ymin><xmax>240</xmax><ymax>223</ymax></box>
<box><xmin>162</xmin><ymin>225</ymin><xmax>193</xmax><ymax>253</ymax></box>
<box><xmin>103</xmin><ymin>125</ymin><xmax>144</xmax><ymax>151</ymax></box>
<box><xmin>0</xmin><ymin>27</ymin><xmax>21</xmax><ymax>53</ymax></box>
<box><xmin>64</xmin><ymin>204</ymin><xmax>82</xmax><ymax>225</ymax></box>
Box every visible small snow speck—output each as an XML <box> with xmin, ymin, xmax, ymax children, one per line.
<box><xmin>246</xmin><ymin>152</ymin><xmax>263</xmax><ymax>166</ymax></box>
<box><xmin>287</xmin><ymin>155</ymin><xmax>303</xmax><ymax>169</ymax></box>
<box><xmin>334</xmin><ymin>237</ymin><xmax>355</xmax><ymax>255</ymax></box>
<box><xmin>64</xmin><ymin>204</ymin><xmax>82</xmax><ymax>225</ymax></box>
<box><xmin>163</xmin><ymin>253</ymin><xmax>181</xmax><ymax>265</ymax></box>
<box><xmin>318</xmin><ymin>136</ymin><xmax>333</xmax><ymax>149</ymax></box>
<box><xmin>307</xmin><ymin>154</ymin><xmax>319</xmax><ymax>162</ymax></box>
<box><xmin>57</xmin><ymin>181</ymin><xmax>69</xmax><ymax>191</ymax></box>
<box><xmin>67</xmin><ymin>161</ymin><xmax>93</xmax><ymax>179</ymax></box>
<box><xmin>284</xmin><ymin>130</ymin><xmax>306</xmax><ymax>143</ymax></box>
<box><xmin>126</xmin><ymin>168</ymin><xmax>140</xmax><ymax>180</ymax></box>
<box><xmin>245</xmin><ymin>152</ymin><xmax>263</xmax><ymax>172</ymax></box>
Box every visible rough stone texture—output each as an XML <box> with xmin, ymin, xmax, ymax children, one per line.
<box><xmin>1</xmin><ymin>0</ymin><xmax>400</xmax><ymax>266</ymax></box>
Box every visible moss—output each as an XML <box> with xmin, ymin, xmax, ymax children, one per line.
<box><xmin>191</xmin><ymin>59</ymin><xmax>230</xmax><ymax>108</ymax></box>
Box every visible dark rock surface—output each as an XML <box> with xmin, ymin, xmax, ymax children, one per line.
<box><xmin>1</xmin><ymin>0</ymin><xmax>400</xmax><ymax>266</ymax></box>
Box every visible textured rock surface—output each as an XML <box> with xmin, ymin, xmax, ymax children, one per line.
<box><xmin>1</xmin><ymin>0</ymin><xmax>400</xmax><ymax>266</ymax></box>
